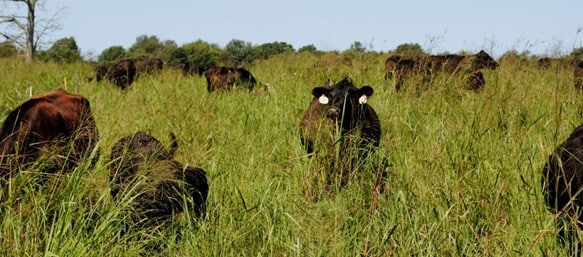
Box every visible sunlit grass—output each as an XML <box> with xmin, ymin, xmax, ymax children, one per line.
<box><xmin>0</xmin><ymin>53</ymin><xmax>579</xmax><ymax>256</ymax></box>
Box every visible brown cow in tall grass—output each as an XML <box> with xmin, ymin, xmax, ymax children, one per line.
<box><xmin>0</xmin><ymin>88</ymin><xmax>99</xmax><ymax>180</ymax></box>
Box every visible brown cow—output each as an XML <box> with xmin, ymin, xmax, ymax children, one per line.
<box><xmin>204</xmin><ymin>66</ymin><xmax>257</xmax><ymax>92</ymax></box>
<box><xmin>0</xmin><ymin>88</ymin><xmax>99</xmax><ymax>180</ymax></box>
<box><xmin>300</xmin><ymin>78</ymin><xmax>382</xmax><ymax>189</ymax></box>
<box><xmin>108</xmin><ymin>131</ymin><xmax>208</xmax><ymax>223</ymax></box>
<box><xmin>388</xmin><ymin>50</ymin><xmax>498</xmax><ymax>92</ymax></box>
<box><xmin>94</xmin><ymin>59</ymin><xmax>137</xmax><ymax>89</ymax></box>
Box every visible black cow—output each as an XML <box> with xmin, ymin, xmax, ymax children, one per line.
<box><xmin>0</xmin><ymin>88</ymin><xmax>99</xmax><ymax>180</ymax></box>
<box><xmin>300</xmin><ymin>78</ymin><xmax>381</xmax><ymax>188</ymax></box>
<box><xmin>108</xmin><ymin>131</ymin><xmax>208</xmax><ymax>223</ymax></box>
<box><xmin>204</xmin><ymin>66</ymin><xmax>257</xmax><ymax>92</ymax></box>
<box><xmin>389</xmin><ymin>50</ymin><xmax>498</xmax><ymax>92</ymax></box>
<box><xmin>94</xmin><ymin>59</ymin><xmax>137</xmax><ymax>89</ymax></box>
<box><xmin>542</xmin><ymin>123</ymin><xmax>583</xmax><ymax>254</ymax></box>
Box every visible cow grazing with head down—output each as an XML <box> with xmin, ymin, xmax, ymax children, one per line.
<box><xmin>387</xmin><ymin>50</ymin><xmax>498</xmax><ymax>92</ymax></box>
<box><xmin>542</xmin><ymin>123</ymin><xmax>583</xmax><ymax>254</ymax></box>
<box><xmin>300</xmin><ymin>78</ymin><xmax>381</xmax><ymax>189</ymax></box>
<box><xmin>108</xmin><ymin>131</ymin><xmax>208</xmax><ymax>223</ymax></box>
<box><xmin>0</xmin><ymin>88</ymin><xmax>99</xmax><ymax>180</ymax></box>
<box><xmin>204</xmin><ymin>66</ymin><xmax>257</xmax><ymax>92</ymax></box>
<box><xmin>94</xmin><ymin>59</ymin><xmax>137</xmax><ymax>89</ymax></box>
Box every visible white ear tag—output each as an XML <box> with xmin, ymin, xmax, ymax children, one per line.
<box><xmin>318</xmin><ymin>95</ymin><xmax>329</xmax><ymax>104</ymax></box>
<box><xmin>358</xmin><ymin>95</ymin><xmax>367</xmax><ymax>104</ymax></box>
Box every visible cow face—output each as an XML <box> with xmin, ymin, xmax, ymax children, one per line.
<box><xmin>474</xmin><ymin>50</ymin><xmax>498</xmax><ymax>70</ymax></box>
<box><xmin>311</xmin><ymin>79</ymin><xmax>373</xmax><ymax>124</ymax></box>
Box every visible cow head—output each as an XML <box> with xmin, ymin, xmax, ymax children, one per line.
<box><xmin>474</xmin><ymin>50</ymin><xmax>498</xmax><ymax>70</ymax></box>
<box><xmin>311</xmin><ymin>78</ymin><xmax>373</xmax><ymax>128</ymax></box>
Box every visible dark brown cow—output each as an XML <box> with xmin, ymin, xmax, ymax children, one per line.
<box><xmin>542</xmin><ymin>123</ymin><xmax>583</xmax><ymax>254</ymax></box>
<box><xmin>109</xmin><ymin>131</ymin><xmax>208</xmax><ymax>223</ymax></box>
<box><xmin>134</xmin><ymin>58</ymin><xmax>163</xmax><ymax>75</ymax></box>
<box><xmin>388</xmin><ymin>50</ymin><xmax>498</xmax><ymax>92</ymax></box>
<box><xmin>0</xmin><ymin>88</ymin><xmax>99</xmax><ymax>180</ymax></box>
<box><xmin>575</xmin><ymin>60</ymin><xmax>583</xmax><ymax>90</ymax></box>
<box><xmin>94</xmin><ymin>59</ymin><xmax>137</xmax><ymax>89</ymax></box>
<box><xmin>204</xmin><ymin>66</ymin><xmax>257</xmax><ymax>92</ymax></box>
<box><xmin>300</xmin><ymin>78</ymin><xmax>381</xmax><ymax>188</ymax></box>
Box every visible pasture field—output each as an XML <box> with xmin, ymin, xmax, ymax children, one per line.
<box><xmin>0</xmin><ymin>53</ymin><xmax>579</xmax><ymax>256</ymax></box>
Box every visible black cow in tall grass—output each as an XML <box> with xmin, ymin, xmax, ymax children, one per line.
<box><xmin>204</xmin><ymin>66</ymin><xmax>257</xmax><ymax>92</ymax></box>
<box><xmin>0</xmin><ymin>88</ymin><xmax>99</xmax><ymax>181</ymax></box>
<box><xmin>108</xmin><ymin>131</ymin><xmax>208</xmax><ymax>225</ymax></box>
<box><xmin>385</xmin><ymin>50</ymin><xmax>498</xmax><ymax>92</ymax></box>
<box><xmin>543</xmin><ymin>123</ymin><xmax>583</xmax><ymax>255</ymax></box>
<box><xmin>299</xmin><ymin>78</ymin><xmax>382</xmax><ymax>191</ymax></box>
<box><xmin>94</xmin><ymin>59</ymin><xmax>137</xmax><ymax>89</ymax></box>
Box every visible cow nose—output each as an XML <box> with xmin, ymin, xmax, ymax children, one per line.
<box><xmin>327</xmin><ymin>107</ymin><xmax>340</xmax><ymax>118</ymax></box>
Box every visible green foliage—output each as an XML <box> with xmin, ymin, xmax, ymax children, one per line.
<box><xmin>0</xmin><ymin>52</ymin><xmax>578</xmax><ymax>256</ymax></box>
<box><xmin>181</xmin><ymin>40</ymin><xmax>222</xmax><ymax>72</ymax></box>
<box><xmin>98</xmin><ymin>46</ymin><xmax>126</xmax><ymax>63</ymax></box>
<box><xmin>298</xmin><ymin>44</ymin><xmax>318</xmax><ymax>53</ymax></box>
<box><xmin>127</xmin><ymin>34</ymin><xmax>177</xmax><ymax>60</ymax></box>
<box><xmin>393</xmin><ymin>42</ymin><xmax>426</xmax><ymax>55</ymax></box>
<box><xmin>38</xmin><ymin>37</ymin><xmax>82</xmax><ymax>63</ymax></box>
<box><xmin>0</xmin><ymin>41</ymin><xmax>17</xmax><ymax>58</ymax></box>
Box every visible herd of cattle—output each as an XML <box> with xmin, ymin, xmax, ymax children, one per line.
<box><xmin>3</xmin><ymin>50</ymin><xmax>583</xmax><ymax>250</ymax></box>
<box><xmin>90</xmin><ymin>58</ymin><xmax>257</xmax><ymax>92</ymax></box>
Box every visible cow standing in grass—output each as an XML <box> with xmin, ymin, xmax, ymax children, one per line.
<box><xmin>386</xmin><ymin>50</ymin><xmax>498</xmax><ymax>92</ymax></box>
<box><xmin>0</xmin><ymin>88</ymin><xmax>99</xmax><ymax>180</ymax></box>
<box><xmin>94</xmin><ymin>59</ymin><xmax>137</xmax><ymax>89</ymax></box>
<box><xmin>204</xmin><ymin>66</ymin><xmax>257</xmax><ymax>92</ymax></box>
<box><xmin>300</xmin><ymin>78</ymin><xmax>381</xmax><ymax>191</ymax></box>
<box><xmin>542</xmin><ymin>123</ymin><xmax>583</xmax><ymax>254</ymax></box>
<box><xmin>109</xmin><ymin>131</ymin><xmax>208</xmax><ymax>223</ymax></box>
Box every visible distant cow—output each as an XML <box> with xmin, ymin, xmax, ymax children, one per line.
<box><xmin>108</xmin><ymin>131</ymin><xmax>208</xmax><ymax>223</ymax></box>
<box><xmin>388</xmin><ymin>50</ymin><xmax>498</xmax><ymax>92</ymax></box>
<box><xmin>575</xmin><ymin>60</ymin><xmax>583</xmax><ymax>90</ymax></box>
<box><xmin>300</xmin><ymin>78</ymin><xmax>381</xmax><ymax>187</ymax></box>
<box><xmin>94</xmin><ymin>59</ymin><xmax>137</xmax><ymax>89</ymax></box>
<box><xmin>542</xmin><ymin>123</ymin><xmax>583</xmax><ymax>254</ymax></box>
<box><xmin>0</xmin><ymin>88</ymin><xmax>99</xmax><ymax>180</ymax></box>
<box><xmin>204</xmin><ymin>66</ymin><xmax>257</xmax><ymax>92</ymax></box>
<box><xmin>134</xmin><ymin>58</ymin><xmax>163</xmax><ymax>75</ymax></box>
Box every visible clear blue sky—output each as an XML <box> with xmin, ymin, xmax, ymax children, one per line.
<box><xmin>13</xmin><ymin>1</ymin><xmax>583</xmax><ymax>58</ymax></box>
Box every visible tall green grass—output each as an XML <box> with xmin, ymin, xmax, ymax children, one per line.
<box><xmin>0</xmin><ymin>53</ymin><xmax>579</xmax><ymax>256</ymax></box>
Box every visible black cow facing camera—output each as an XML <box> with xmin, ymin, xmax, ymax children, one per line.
<box><xmin>300</xmin><ymin>78</ymin><xmax>382</xmax><ymax>194</ymax></box>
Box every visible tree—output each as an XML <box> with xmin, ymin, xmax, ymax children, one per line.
<box><xmin>0</xmin><ymin>0</ymin><xmax>64</xmax><ymax>62</ymax></box>
<box><xmin>255</xmin><ymin>41</ymin><xmax>294</xmax><ymax>59</ymax></box>
<box><xmin>298</xmin><ymin>44</ymin><xmax>318</xmax><ymax>53</ymax></box>
<box><xmin>224</xmin><ymin>39</ymin><xmax>254</xmax><ymax>66</ymax></box>
<box><xmin>38</xmin><ymin>36</ymin><xmax>81</xmax><ymax>63</ymax></box>
<box><xmin>127</xmin><ymin>34</ymin><xmax>177</xmax><ymax>60</ymax></box>
<box><xmin>181</xmin><ymin>39</ymin><xmax>222</xmax><ymax>73</ymax></box>
<box><xmin>393</xmin><ymin>43</ymin><xmax>426</xmax><ymax>55</ymax></box>
<box><xmin>98</xmin><ymin>46</ymin><xmax>126</xmax><ymax>62</ymax></box>
<box><xmin>348</xmin><ymin>41</ymin><xmax>366</xmax><ymax>53</ymax></box>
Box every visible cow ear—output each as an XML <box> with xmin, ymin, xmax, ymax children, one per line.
<box><xmin>312</xmin><ymin>87</ymin><xmax>329</xmax><ymax>98</ymax></box>
<box><xmin>359</xmin><ymin>86</ymin><xmax>374</xmax><ymax>97</ymax></box>
<box><xmin>358</xmin><ymin>86</ymin><xmax>373</xmax><ymax>105</ymax></box>
<box><xmin>312</xmin><ymin>87</ymin><xmax>330</xmax><ymax>104</ymax></box>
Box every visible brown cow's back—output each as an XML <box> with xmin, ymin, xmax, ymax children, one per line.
<box><xmin>0</xmin><ymin>88</ymin><xmax>99</xmax><ymax>179</ymax></box>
